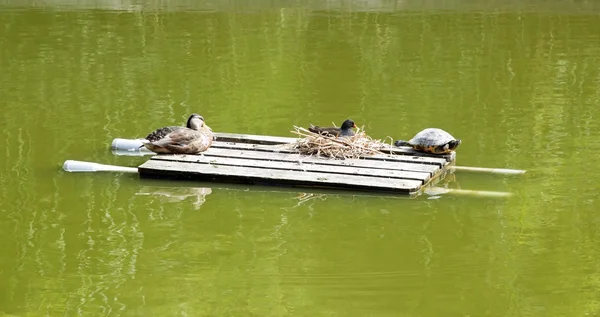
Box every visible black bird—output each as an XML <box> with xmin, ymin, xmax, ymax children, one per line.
<box><xmin>308</xmin><ymin>119</ymin><xmax>357</xmax><ymax>138</ymax></box>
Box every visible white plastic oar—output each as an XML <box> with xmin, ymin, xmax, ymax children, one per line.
<box><xmin>62</xmin><ymin>160</ymin><xmax>138</xmax><ymax>173</ymax></box>
<box><xmin>426</xmin><ymin>187</ymin><xmax>513</xmax><ymax>198</ymax></box>
<box><xmin>451</xmin><ymin>166</ymin><xmax>526</xmax><ymax>175</ymax></box>
<box><xmin>111</xmin><ymin>138</ymin><xmax>154</xmax><ymax>156</ymax></box>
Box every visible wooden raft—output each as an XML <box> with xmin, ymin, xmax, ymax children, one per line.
<box><xmin>137</xmin><ymin>133</ymin><xmax>455</xmax><ymax>195</ymax></box>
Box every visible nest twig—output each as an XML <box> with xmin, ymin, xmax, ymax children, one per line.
<box><xmin>290</xmin><ymin>125</ymin><xmax>390</xmax><ymax>159</ymax></box>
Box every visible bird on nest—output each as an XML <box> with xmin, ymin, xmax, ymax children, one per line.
<box><xmin>140</xmin><ymin>113</ymin><xmax>214</xmax><ymax>155</ymax></box>
<box><xmin>308</xmin><ymin>119</ymin><xmax>357</xmax><ymax>138</ymax></box>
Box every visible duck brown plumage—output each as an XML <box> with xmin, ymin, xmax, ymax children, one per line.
<box><xmin>141</xmin><ymin>114</ymin><xmax>214</xmax><ymax>154</ymax></box>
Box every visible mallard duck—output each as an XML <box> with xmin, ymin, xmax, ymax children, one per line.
<box><xmin>141</xmin><ymin>113</ymin><xmax>214</xmax><ymax>154</ymax></box>
<box><xmin>308</xmin><ymin>119</ymin><xmax>357</xmax><ymax>137</ymax></box>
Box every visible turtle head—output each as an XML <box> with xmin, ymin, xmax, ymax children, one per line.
<box><xmin>187</xmin><ymin>113</ymin><xmax>205</xmax><ymax>130</ymax></box>
<box><xmin>447</xmin><ymin>139</ymin><xmax>461</xmax><ymax>151</ymax></box>
<box><xmin>341</xmin><ymin>119</ymin><xmax>357</xmax><ymax>130</ymax></box>
<box><xmin>394</xmin><ymin>140</ymin><xmax>410</xmax><ymax>147</ymax></box>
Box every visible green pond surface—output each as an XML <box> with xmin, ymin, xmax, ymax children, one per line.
<box><xmin>1</xmin><ymin>1</ymin><xmax>600</xmax><ymax>316</ymax></box>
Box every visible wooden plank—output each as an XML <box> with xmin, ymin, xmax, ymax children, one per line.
<box><xmin>213</xmin><ymin>132</ymin><xmax>454</xmax><ymax>161</ymax></box>
<box><xmin>190</xmin><ymin>147</ymin><xmax>441</xmax><ymax>175</ymax></box>
<box><xmin>214</xmin><ymin>132</ymin><xmax>297</xmax><ymax>145</ymax></box>
<box><xmin>138</xmin><ymin>160</ymin><xmax>423</xmax><ymax>193</ymax></box>
<box><xmin>151</xmin><ymin>155</ymin><xmax>431</xmax><ymax>183</ymax></box>
<box><xmin>210</xmin><ymin>141</ymin><xmax>448</xmax><ymax>167</ymax></box>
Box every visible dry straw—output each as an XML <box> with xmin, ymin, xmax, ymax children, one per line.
<box><xmin>290</xmin><ymin>125</ymin><xmax>394</xmax><ymax>159</ymax></box>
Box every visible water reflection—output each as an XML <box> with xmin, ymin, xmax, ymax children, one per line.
<box><xmin>2</xmin><ymin>0</ymin><xmax>600</xmax><ymax>12</ymax></box>
<box><xmin>135</xmin><ymin>185</ymin><xmax>212</xmax><ymax>210</ymax></box>
<box><xmin>2</xmin><ymin>1</ymin><xmax>600</xmax><ymax>316</ymax></box>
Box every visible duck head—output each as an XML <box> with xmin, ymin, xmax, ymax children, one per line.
<box><xmin>341</xmin><ymin>119</ymin><xmax>357</xmax><ymax>130</ymax></box>
<box><xmin>186</xmin><ymin>113</ymin><xmax>205</xmax><ymax>130</ymax></box>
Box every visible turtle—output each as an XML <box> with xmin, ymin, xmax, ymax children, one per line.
<box><xmin>394</xmin><ymin>128</ymin><xmax>461</xmax><ymax>154</ymax></box>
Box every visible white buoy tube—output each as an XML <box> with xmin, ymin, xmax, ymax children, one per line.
<box><xmin>62</xmin><ymin>160</ymin><xmax>139</xmax><ymax>173</ymax></box>
<box><xmin>427</xmin><ymin>187</ymin><xmax>513</xmax><ymax>198</ymax></box>
<box><xmin>451</xmin><ymin>166</ymin><xmax>526</xmax><ymax>175</ymax></box>
<box><xmin>111</xmin><ymin>138</ymin><xmax>154</xmax><ymax>156</ymax></box>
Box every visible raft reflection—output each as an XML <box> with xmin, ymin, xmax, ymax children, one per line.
<box><xmin>136</xmin><ymin>186</ymin><xmax>213</xmax><ymax>210</ymax></box>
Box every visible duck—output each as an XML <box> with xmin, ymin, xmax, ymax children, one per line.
<box><xmin>308</xmin><ymin>119</ymin><xmax>357</xmax><ymax>138</ymax></box>
<box><xmin>140</xmin><ymin>113</ymin><xmax>214</xmax><ymax>154</ymax></box>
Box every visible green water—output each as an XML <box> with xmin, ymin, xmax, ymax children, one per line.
<box><xmin>1</xmin><ymin>1</ymin><xmax>600</xmax><ymax>316</ymax></box>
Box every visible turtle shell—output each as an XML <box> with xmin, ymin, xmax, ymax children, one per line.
<box><xmin>408</xmin><ymin>128</ymin><xmax>461</xmax><ymax>154</ymax></box>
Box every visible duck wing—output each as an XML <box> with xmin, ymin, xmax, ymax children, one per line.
<box><xmin>145</xmin><ymin>126</ymin><xmax>182</xmax><ymax>142</ymax></box>
<box><xmin>148</xmin><ymin>128</ymin><xmax>197</xmax><ymax>147</ymax></box>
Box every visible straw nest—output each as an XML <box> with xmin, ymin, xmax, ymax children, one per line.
<box><xmin>290</xmin><ymin>125</ymin><xmax>393</xmax><ymax>159</ymax></box>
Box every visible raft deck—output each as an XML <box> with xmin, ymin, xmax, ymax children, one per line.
<box><xmin>137</xmin><ymin>133</ymin><xmax>456</xmax><ymax>196</ymax></box>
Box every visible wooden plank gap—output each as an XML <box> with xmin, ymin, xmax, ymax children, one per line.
<box><xmin>139</xmin><ymin>160</ymin><xmax>422</xmax><ymax>193</ymax></box>
<box><xmin>150</xmin><ymin>155</ymin><xmax>430</xmax><ymax>183</ymax></box>
<box><xmin>151</xmin><ymin>149</ymin><xmax>441</xmax><ymax>175</ymax></box>
<box><xmin>210</xmin><ymin>142</ymin><xmax>448</xmax><ymax>167</ymax></box>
